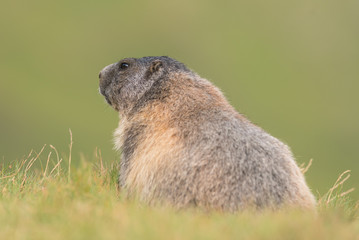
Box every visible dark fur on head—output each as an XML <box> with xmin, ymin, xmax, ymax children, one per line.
<box><xmin>99</xmin><ymin>56</ymin><xmax>190</xmax><ymax>114</ymax></box>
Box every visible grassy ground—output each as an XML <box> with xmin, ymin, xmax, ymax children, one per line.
<box><xmin>1</xmin><ymin>141</ymin><xmax>359</xmax><ymax>240</ymax></box>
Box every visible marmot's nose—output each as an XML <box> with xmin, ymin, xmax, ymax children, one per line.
<box><xmin>99</xmin><ymin>63</ymin><xmax>116</xmax><ymax>80</ymax></box>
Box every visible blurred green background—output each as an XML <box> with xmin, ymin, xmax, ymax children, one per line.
<box><xmin>1</xmin><ymin>0</ymin><xmax>358</xmax><ymax>199</ymax></box>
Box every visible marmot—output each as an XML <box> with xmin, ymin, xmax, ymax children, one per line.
<box><xmin>99</xmin><ymin>56</ymin><xmax>316</xmax><ymax>212</ymax></box>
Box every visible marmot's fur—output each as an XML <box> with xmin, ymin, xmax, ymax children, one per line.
<box><xmin>99</xmin><ymin>56</ymin><xmax>316</xmax><ymax>211</ymax></box>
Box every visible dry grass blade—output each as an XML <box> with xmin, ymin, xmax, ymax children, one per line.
<box><xmin>50</xmin><ymin>144</ymin><xmax>60</xmax><ymax>167</ymax></box>
<box><xmin>20</xmin><ymin>175</ymin><xmax>27</xmax><ymax>191</ymax></box>
<box><xmin>96</xmin><ymin>148</ymin><xmax>105</xmax><ymax>177</ymax></box>
<box><xmin>0</xmin><ymin>150</ymin><xmax>33</xmax><ymax>180</ymax></box>
<box><xmin>326</xmin><ymin>170</ymin><xmax>352</xmax><ymax>205</ymax></box>
<box><xmin>25</xmin><ymin>144</ymin><xmax>46</xmax><ymax>172</ymax></box>
<box><xmin>68</xmin><ymin>129</ymin><xmax>73</xmax><ymax>182</ymax></box>
<box><xmin>19</xmin><ymin>145</ymin><xmax>46</xmax><ymax>190</ymax></box>
<box><xmin>43</xmin><ymin>152</ymin><xmax>52</xmax><ymax>178</ymax></box>
<box><xmin>339</xmin><ymin>188</ymin><xmax>355</xmax><ymax>197</ymax></box>
<box><xmin>49</xmin><ymin>158</ymin><xmax>63</xmax><ymax>176</ymax></box>
<box><xmin>300</xmin><ymin>159</ymin><xmax>313</xmax><ymax>174</ymax></box>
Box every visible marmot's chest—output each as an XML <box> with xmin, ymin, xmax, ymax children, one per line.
<box><xmin>116</xmin><ymin>117</ymin><xmax>183</xmax><ymax>194</ymax></box>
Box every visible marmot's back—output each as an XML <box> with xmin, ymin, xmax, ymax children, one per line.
<box><xmin>99</xmin><ymin>56</ymin><xmax>316</xmax><ymax>211</ymax></box>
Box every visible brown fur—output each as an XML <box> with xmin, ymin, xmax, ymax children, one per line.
<box><xmin>99</xmin><ymin>56</ymin><xmax>316</xmax><ymax>212</ymax></box>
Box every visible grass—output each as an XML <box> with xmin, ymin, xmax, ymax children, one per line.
<box><xmin>1</xmin><ymin>135</ymin><xmax>359</xmax><ymax>240</ymax></box>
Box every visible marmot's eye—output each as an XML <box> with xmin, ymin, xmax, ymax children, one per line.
<box><xmin>120</xmin><ymin>62</ymin><xmax>129</xmax><ymax>70</ymax></box>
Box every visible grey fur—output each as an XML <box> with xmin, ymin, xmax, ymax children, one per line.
<box><xmin>99</xmin><ymin>56</ymin><xmax>316</xmax><ymax>212</ymax></box>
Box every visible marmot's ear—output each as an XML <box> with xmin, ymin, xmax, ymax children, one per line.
<box><xmin>149</xmin><ymin>60</ymin><xmax>163</xmax><ymax>74</ymax></box>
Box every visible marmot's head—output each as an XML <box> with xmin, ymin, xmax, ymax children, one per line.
<box><xmin>99</xmin><ymin>56</ymin><xmax>190</xmax><ymax>113</ymax></box>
